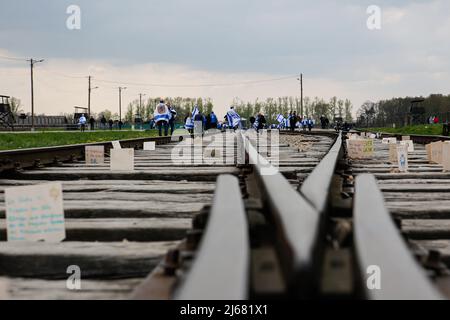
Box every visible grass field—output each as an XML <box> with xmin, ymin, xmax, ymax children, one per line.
<box><xmin>0</xmin><ymin>130</ymin><xmax>160</xmax><ymax>151</ymax></box>
<box><xmin>363</xmin><ymin>124</ymin><xmax>444</xmax><ymax>136</ymax></box>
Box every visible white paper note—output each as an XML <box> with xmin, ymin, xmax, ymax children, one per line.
<box><xmin>400</xmin><ymin>140</ymin><xmax>415</xmax><ymax>153</ymax></box>
<box><xmin>382</xmin><ymin>138</ymin><xmax>397</xmax><ymax>144</ymax></box>
<box><xmin>85</xmin><ymin>146</ymin><xmax>105</xmax><ymax>164</ymax></box>
<box><xmin>111</xmin><ymin>141</ymin><xmax>122</xmax><ymax>149</ymax></box>
<box><xmin>110</xmin><ymin>148</ymin><xmax>134</xmax><ymax>171</ymax></box>
<box><xmin>5</xmin><ymin>183</ymin><xmax>66</xmax><ymax>242</ymax></box>
<box><xmin>143</xmin><ymin>141</ymin><xmax>156</xmax><ymax>151</ymax></box>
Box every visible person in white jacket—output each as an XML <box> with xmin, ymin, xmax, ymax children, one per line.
<box><xmin>78</xmin><ymin>114</ymin><xmax>87</xmax><ymax>132</ymax></box>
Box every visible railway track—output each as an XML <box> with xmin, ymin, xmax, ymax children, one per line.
<box><xmin>0</xmin><ymin>131</ymin><xmax>333</xmax><ymax>299</ymax></box>
<box><xmin>1</xmin><ymin>130</ymin><xmax>449</xmax><ymax>300</ymax></box>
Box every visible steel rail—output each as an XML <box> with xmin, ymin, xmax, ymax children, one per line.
<box><xmin>241</xmin><ymin>132</ymin><xmax>324</xmax><ymax>296</ymax></box>
<box><xmin>300</xmin><ymin>133</ymin><xmax>342</xmax><ymax>214</ymax></box>
<box><xmin>0</xmin><ymin>135</ymin><xmax>177</xmax><ymax>172</ymax></box>
<box><xmin>174</xmin><ymin>175</ymin><xmax>249</xmax><ymax>300</ymax></box>
<box><xmin>354</xmin><ymin>174</ymin><xmax>443</xmax><ymax>300</ymax></box>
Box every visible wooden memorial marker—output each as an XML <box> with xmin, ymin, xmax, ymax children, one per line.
<box><xmin>402</xmin><ymin>136</ymin><xmax>411</xmax><ymax>141</ymax></box>
<box><xmin>442</xmin><ymin>142</ymin><xmax>450</xmax><ymax>171</ymax></box>
<box><xmin>347</xmin><ymin>139</ymin><xmax>374</xmax><ymax>159</ymax></box>
<box><xmin>430</xmin><ymin>141</ymin><xmax>443</xmax><ymax>164</ymax></box>
<box><xmin>389</xmin><ymin>143</ymin><xmax>398</xmax><ymax>163</ymax></box>
<box><xmin>397</xmin><ymin>144</ymin><xmax>409</xmax><ymax>172</ymax></box>
<box><xmin>143</xmin><ymin>141</ymin><xmax>156</xmax><ymax>151</ymax></box>
<box><xmin>382</xmin><ymin>137</ymin><xmax>397</xmax><ymax>144</ymax></box>
<box><xmin>110</xmin><ymin>149</ymin><xmax>134</xmax><ymax>171</ymax></box>
<box><xmin>5</xmin><ymin>182</ymin><xmax>66</xmax><ymax>242</ymax></box>
<box><xmin>400</xmin><ymin>140</ymin><xmax>415</xmax><ymax>153</ymax></box>
<box><xmin>112</xmin><ymin>141</ymin><xmax>122</xmax><ymax>149</ymax></box>
<box><xmin>85</xmin><ymin>146</ymin><xmax>105</xmax><ymax>164</ymax></box>
<box><xmin>426</xmin><ymin>143</ymin><xmax>432</xmax><ymax>163</ymax></box>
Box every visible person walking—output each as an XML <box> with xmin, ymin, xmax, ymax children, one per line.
<box><xmin>256</xmin><ymin>112</ymin><xmax>266</xmax><ymax>132</ymax></box>
<box><xmin>89</xmin><ymin>116</ymin><xmax>96</xmax><ymax>131</ymax></box>
<box><xmin>167</xmin><ymin>102</ymin><xmax>177</xmax><ymax>135</ymax></box>
<box><xmin>226</xmin><ymin>106</ymin><xmax>241</xmax><ymax>131</ymax></box>
<box><xmin>290</xmin><ymin>112</ymin><xmax>297</xmax><ymax>132</ymax></box>
<box><xmin>154</xmin><ymin>99</ymin><xmax>170</xmax><ymax>136</ymax></box>
<box><xmin>100</xmin><ymin>115</ymin><xmax>107</xmax><ymax>130</ymax></box>
<box><xmin>78</xmin><ymin>114</ymin><xmax>87</xmax><ymax>132</ymax></box>
<box><xmin>210</xmin><ymin>111</ymin><xmax>218</xmax><ymax>129</ymax></box>
<box><xmin>184</xmin><ymin>113</ymin><xmax>194</xmax><ymax>135</ymax></box>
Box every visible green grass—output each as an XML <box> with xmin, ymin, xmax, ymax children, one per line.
<box><xmin>362</xmin><ymin>124</ymin><xmax>444</xmax><ymax>136</ymax></box>
<box><xmin>0</xmin><ymin>130</ymin><xmax>160</xmax><ymax>151</ymax></box>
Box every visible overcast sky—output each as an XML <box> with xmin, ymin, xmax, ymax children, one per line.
<box><xmin>0</xmin><ymin>0</ymin><xmax>449</xmax><ymax>117</ymax></box>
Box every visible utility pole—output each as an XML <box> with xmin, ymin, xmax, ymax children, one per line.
<box><xmin>297</xmin><ymin>74</ymin><xmax>303</xmax><ymax>117</ymax></box>
<box><xmin>87</xmin><ymin>76</ymin><xmax>98</xmax><ymax>118</ymax></box>
<box><xmin>139</xmin><ymin>93</ymin><xmax>146</xmax><ymax>115</ymax></box>
<box><xmin>118</xmin><ymin>87</ymin><xmax>127</xmax><ymax>121</ymax></box>
<box><xmin>88</xmin><ymin>76</ymin><xmax>91</xmax><ymax>117</ymax></box>
<box><xmin>28</xmin><ymin>58</ymin><xmax>44</xmax><ymax>131</ymax></box>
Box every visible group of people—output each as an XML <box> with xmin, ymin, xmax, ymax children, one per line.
<box><xmin>274</xmin><ymin>111</ymin><xmax>314</xmax><ymax>132</ymax></box>
<box><xmin>183</xmin><ymin>108</ymin><xmax>220</xmax><ymax>135</ymax></box>
<box><xmin>428</xmin><ymin>116</ymin><xmax>440</xmax><ymax>124</ymax></box>
<box><xmin>78</xmin><ymin>114</ymin><xmax>123</xmax><ymax>132</ymax></box>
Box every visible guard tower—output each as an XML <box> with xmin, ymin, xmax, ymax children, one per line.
<box><xmin>74</xmin><ymin>106</ymin><xmax>89</xmax><ymax>124</ymax></box>
<box><xmin>410</xmin><ymin>98</ymin><xmax>426</xmax><ymax>125</ymax></box>
<box><xmin>0</xmin><ymin>95</ymin><xmax>14</xmax><ymax>130</ymax></box>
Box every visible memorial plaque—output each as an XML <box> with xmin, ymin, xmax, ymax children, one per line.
<box><xmin>389</xmin><ymin>144</ymin><xmax>398</xmax><ymax>163</ymax></box>
<box><xmin>400</xmin><ymin>140</ymin><xmax>415</xmax><ymax>153</ymax></box>
<box><xmin>5</xmin><ymin>183</ymin><xmax>66</xmax><ymax>242</ymax></box>
<box><xmin>426</xmin><ymin>143</ymin><xmax>432</xmax><ymax>163</ymax></box>
<box><xmin>143</xmin><ymin>141</ymin><xmax>156</xmax><ymax>151</ymax></box>
<box><xmin>347</xmin><ymin>139</ymin><xmax>374</xmax><ymax>159</ymax></box>
<box><xmin>442</xmin><ymin>142</ymin><xmax>450</xmax><ymax>171</ymax></box>
<box><xmin>85</xmin><ymin>146</ymin><xmax>105</xmax><ymax>164</ymax></box>
<box><xmin>110</xmin><ymin>149</ymin><xmax>134</xmax><ymax>171</ymax></box>
<box><xmin>397</xmin><ymin>145</ymin><xmax>409</xmax><ymax>172</ymax></box>
<box><xmin>430</xmin><ymin>141</ymin><xmax>443</xmax><ymax>164</ymax></box>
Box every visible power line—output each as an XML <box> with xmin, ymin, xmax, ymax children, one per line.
<box><xmin>0</xmin><ymin>55</ymin><xmax>27</xmax><ymax>62</ymax></box>
<box><xmin>93</xmin><ymin>75</ymin><xmax>297</xmax><ymax>88</ymax></box>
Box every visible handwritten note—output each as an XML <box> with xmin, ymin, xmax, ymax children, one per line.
<box><xmin>110</xmin><ymin>148</ymin><xmax>134</xmax><ymax>171</ymax></box>
<box><xmin>430</xmin><ymin>141</ymin><xmax>443</xmax><ymax>164</ymax></box>
<box><xmin>5</xmin><ymin>183</ymin><xmax>66</xmax><ymax>242</ymax></box>
<box><xmin>400</xmin><ymin>140</ymin><xmax>415</xmax><ymax>153</ymax></box>
<box><xmin>112</xmin><ymin>141</ymin><xmax>122</xmax><ymax>149</ymax></box>
<box><xmin>389</xmin><ymin>144</ymin><xmax>398</xmax><ymax>163</ymax></box>
<box><xmin>143</xmin><ymin>141</ymin><xmax>156</xmax><ymax>151</ymax></box>
<box><xmin>442</xmin><ymin>142</ymin><xmax>450</xmax><ymax>171</ymax></box>
<box><xmin>397</xmin><ymin>145</ymin><xmax>409</xmax><ymax>172</ymax></box>
<box><xmin>85</xmin><ymin>146</ymin><xmax>105</xmax><ymax>164</ymax></box>
<box><xmin>347</xmin><ymin>139</ymin><xmax>374</xmax><ymax>159</ymax></box>
<box><xmin>426</xmin><ymin>144</ymin><xmax>432</xmax><ymax>163</ymax></box>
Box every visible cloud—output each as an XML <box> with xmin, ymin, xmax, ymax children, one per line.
<box><xmin>0</xmin><ymin>0</ymin><xmax>449</xmax><ymax>117</ymax></box>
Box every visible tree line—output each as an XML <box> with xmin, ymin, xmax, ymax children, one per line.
<box><xmin>356</xmin><ymin>94</ymin><xmax>450</xmax><ymax>128</ymax></box>
<box><xmin>233</xmin><ymin>96</ymin><xmax>353</xmax><ymax>125</ymax></box>
<box><xmin>5</xmin><ymin>95</ymin><xmax>354</xmax><ymax>126</ymax></box>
